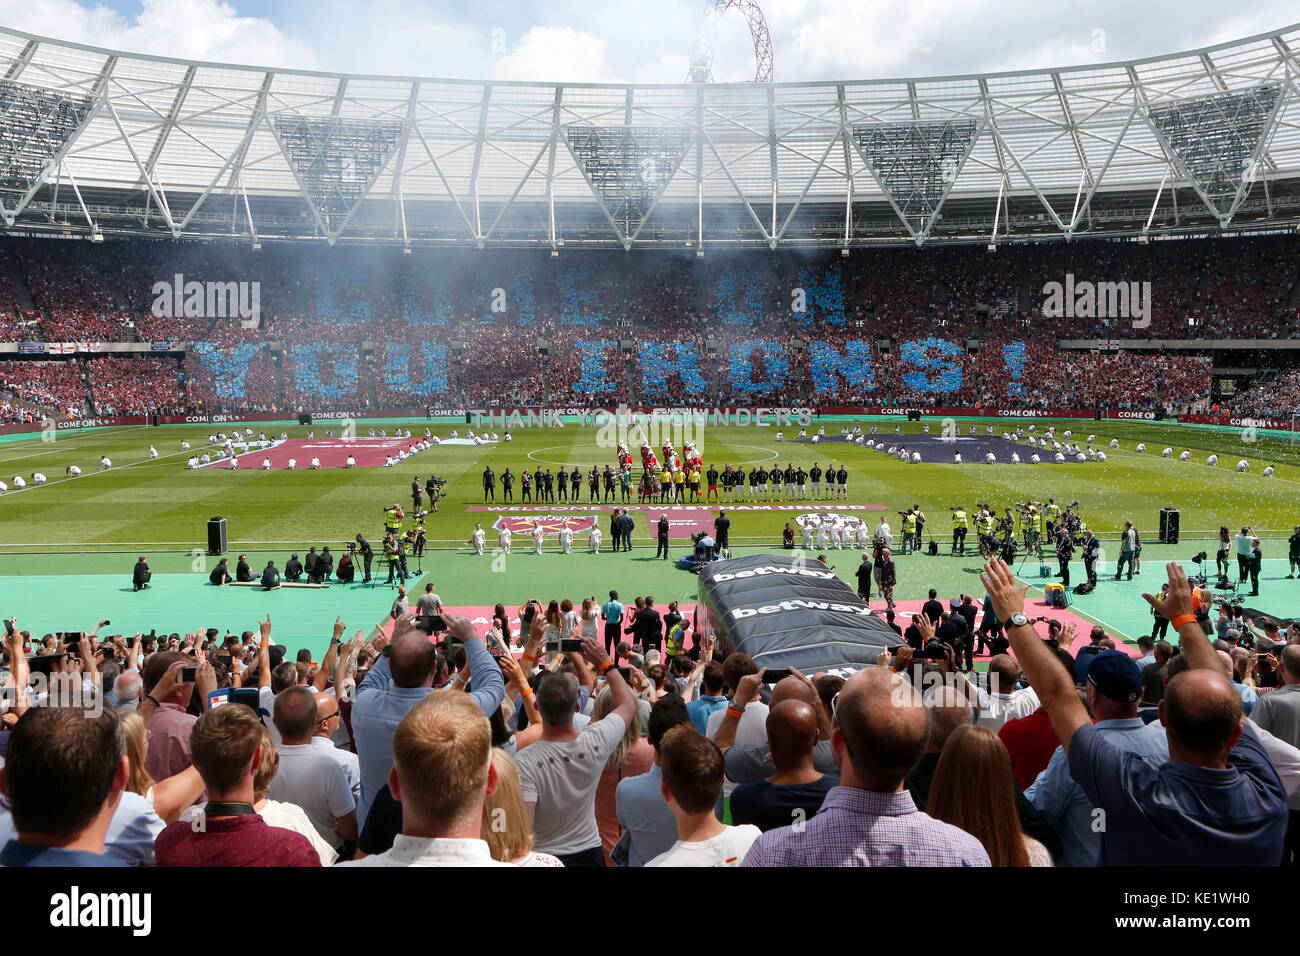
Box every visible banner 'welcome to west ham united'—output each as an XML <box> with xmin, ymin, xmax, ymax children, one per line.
<box><xmin>697</xmin><ymin>553</ymin><xmax>904</xmax><ymax>675</ymax></box>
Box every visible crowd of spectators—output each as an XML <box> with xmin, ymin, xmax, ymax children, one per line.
<box><xmin>85</xmin><ymin>357</ymin><xmax>185</xmax><ymax>416</ymax></box>
<box><xmin>1228</xmin><ymin>369</ymin><xmax>1300</xmax><ymax>420</ymax></box>
<box><xmin>0</xmin><ymin>360</ymin><xmax>89</xmax><ymax>417</ymax></box>
<box><xmin>4</xmin><ymin>234</ymin><xmax>1299</xmax><ymax>413</ymax></box>
<box><xmin>2</xmin><ymin>558</ymin><xmax>1297</xmax><ymax>869</ymax></box>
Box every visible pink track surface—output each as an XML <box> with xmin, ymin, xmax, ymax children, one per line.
<box><xmin>200</xmin><ymin>438</ymin><xmax>420</xmax><ymax>469</ymax></box>
<box><xmin>378</xmin><ymin>603</ymin><xmax>699</xmax><ymax>644</ymax></box>
<box><xmin>376</xmin><ymin>596</ymin><xmax>1127</xmax><ymax>665</ymax></box>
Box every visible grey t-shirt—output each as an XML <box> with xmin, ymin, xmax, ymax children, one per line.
<box><xmin>516</xmin><ymin>714</ymin><xmax>627</xmax><ymax>856</ymax></box>
<box><xmin>416</xmin><ymin>593</ymin><xmax>443</xmax><ymax>615</ymax></box>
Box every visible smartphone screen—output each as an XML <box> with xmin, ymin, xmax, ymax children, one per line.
<box><xmin>761</xmin><ymin>667</ymin><xmax>791</xmax><ymax>683</ymax></box>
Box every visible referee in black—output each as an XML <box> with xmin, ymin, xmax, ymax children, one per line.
<box><xmin>656</xmin><ymin>514</ymin><xmax>671</xmax><ymax>560</ymax></box>
<box><xmin>714</xmin><ymin>510</ymin><xmax>731</xmax><ymax>552</ymax></box>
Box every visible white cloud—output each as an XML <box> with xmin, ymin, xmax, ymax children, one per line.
<box><xmin>0</xmin><ymin>0</ymin><xmax>318</xmax><ymax>69</ymax></box>
<box><xmin>5</xmin><ymin>0</ymin><xmax>1297</xmax><ymax>84</ymax></box>
<box><xmin>490</xmin><ymin>25</ymin><xmax>617</xmax><ymax>83</ymax></box>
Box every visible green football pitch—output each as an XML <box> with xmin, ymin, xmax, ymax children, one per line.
<box><xmin>1</xmin><ymin>414</ymin><xmax>1298</xmax><ymax>657</ymax></box>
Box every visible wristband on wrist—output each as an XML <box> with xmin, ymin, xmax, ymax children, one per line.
<box><xmin>145</xmin><ymin>693</ymin><xmax>160</xmax><ymax>707</ymax></box>
<box><xmin>726</xmin><ymin>706</ymin><xmax>745</xmax><ymax>720</ymax></box>
<box><xmin>598</xmin><ymin>660</ymin><xmax>616</xmax><ymax>677</ymax></box>
<box><xmin>520</xmin><ymin>686</ymin><xmax>534</xmax><ymax>699</ymax></box>
<box><xmin>1171</xmin><ymin>613</ymin><xmax>1198</xmax><ymax>629</ymax></box>
<box><xmin>521</xmin><ymin>653</ymin><xmax>537</xmax><ymax>664</ymax></box>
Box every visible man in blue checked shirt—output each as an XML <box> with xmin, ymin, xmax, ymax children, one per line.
<box><xmin>742</xmin><ymin>665</ymin><xmax>990</xmax><ymax>867</ymax></box>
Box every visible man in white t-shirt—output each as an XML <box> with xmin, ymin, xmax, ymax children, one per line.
<box><xmin>267</xmin><ymin>687</ymin><xmax>357</xmax><ymax>852</ymax></box>
<box><xmin>515</xmin><ymin>637</ymin><xmax>638</xmax><ymax>866</ymax></box>
<box><xmin>973</xmin><ymin>654</ymin><xmax>1041</xmax><ymax>733</ymax></box>
<box><xmin>415</xmin><ymin>583</ymin><xmax>443</xmax><ymax>617</ymax></box>
<box><xmin>647</xmin><ymin>725</ymin><xmax>760</xmax><ymax>867</ymax></box>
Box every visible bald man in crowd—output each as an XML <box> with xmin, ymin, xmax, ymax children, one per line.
<box><xmin>729</xmin><ymin>698</ymin><xmax>839</xmax><ymax>832</ymax></box>
<box><xmin>313</xmin><ymin>691</ymin><xmax>361</xmax><ymax>805</ymax></box>
<box><xmin>982</xmin><ymin>557</ymin><xmax>1288</xmax><ymax>866</ymax></box>
<box><xmin>742</xmin><ymin>666</ymin><xmax>990</xmax><ymax>866</ymax></box>
<box><xmin>716</xmin><ymin>671</ymin><xmax>839</xmax><ymax>783</ymax></box>
<box><xmin>269</xmin><ymin>686</ymin><xmax>358</xmax><ymax>856</ymax></box>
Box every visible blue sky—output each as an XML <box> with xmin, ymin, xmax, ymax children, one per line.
<box><xmin>4</xmin><ymin>0</ymin><xmax>1298</xmax><ymax>82</ymax></box>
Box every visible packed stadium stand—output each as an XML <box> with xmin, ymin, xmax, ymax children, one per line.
<box><xmin>3</xmin><ymin>236</ymin><xmax>1296</xmax><ymax>418</ymax></box>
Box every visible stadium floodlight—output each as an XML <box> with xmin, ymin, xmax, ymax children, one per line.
<box><xmin>89</xmin><ymin>225</ymin><xmax>103</xmax><ymax>243</ymax></box>
<box><xmin>852</xmin><ymin>120</ymin><xmax>979</xmax><ymax>236</ymax></box>
<box><xmin>565</xmin><ymin>126</ymin><xmax>690</xmax><ymax>241</ymax></box>
<box><xmin>270</xmin><ymin>114</ymin><xmax>405</xmax><ymax>236</ymax></box>
<box><xmin>1147</xmin><ymin>85</ymin><xmax>1281</xmax><ymax>219</ymax></box>
<box><xmin>0</xmin><ymin>80</ymin><xmax>95</xmax><ymax>211</ymax></box>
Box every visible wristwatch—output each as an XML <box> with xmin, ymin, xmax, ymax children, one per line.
<box><xmin>1008</xmin><ymin>612</ymin><xmax>1030</xmax><ymax>628</ymax></box>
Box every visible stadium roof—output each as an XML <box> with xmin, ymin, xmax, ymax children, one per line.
<box><xmin>4</xmin><ymin>22</ymin><xmax>1300</xmax><ymax>248</ymax></box>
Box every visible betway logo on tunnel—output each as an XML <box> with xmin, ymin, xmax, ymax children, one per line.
<box><xmin>730</xmin><ymin>599</ymin><xmax>874</xmax><ymax>620</ymax></box>
<box><xmin>710</xmin><ymin>565</ymin><xmax>838</xmax><ymax>582</ymax></box>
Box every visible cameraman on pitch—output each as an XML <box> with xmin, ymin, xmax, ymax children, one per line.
<box><xmin>951</xmin><ymin>505</ymin><xmax>968</xmax><ymax>555</ymax></box>
<box><xmin>354</xmin><ymin>533</ymin><xmax>373</xmax><ymax>583</ymax></box>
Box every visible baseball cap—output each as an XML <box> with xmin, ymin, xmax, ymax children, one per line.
<box><xmin>1081</xmin><ymin>649</ymin><xmax>1142</xmax><ymax>703</ymax></box>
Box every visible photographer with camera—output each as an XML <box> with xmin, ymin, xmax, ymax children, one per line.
<box><xmin>900</xmin><ymin>509</ymin><xmax>916</xmax><ymax>555</ymax></box>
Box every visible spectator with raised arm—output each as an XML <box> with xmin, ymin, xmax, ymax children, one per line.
<box><xmin>515</xmin><ymin>636</ymin><xmax>637</xmax><ymax>866</ymax></box>
<box><xmin>980</xmin><ymin>557</ymin><xmax>1288</xmax><ymax>866</ymax></box>
<box><xmin>352</xmin><ymin>613</ymin><xmax>504</xmax><ymax>826</ymax></box>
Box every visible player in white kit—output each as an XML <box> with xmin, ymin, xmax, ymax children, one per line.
<box><xmin>531</xmin><ymin>524</ymin><xmax>545</xmax><ymax>554</ymax></box>
<box><xmin>470</xmin><ymin>522</ymin><xmax>486</xmax><ymax>555</ymax></box>
<box><xmin>558</xmin><ymin>525</ymin><xmax>573</xmax><ymax>554</ymax></box>
<box><xmin>588</xmin><ymin>524</ymin><xmax>602</xmax><ymax>553</ymax></box>
<box><xmin>498</xmin><ymin>526</ymin><xmax>512</xmax><ymax>554</ymax></box>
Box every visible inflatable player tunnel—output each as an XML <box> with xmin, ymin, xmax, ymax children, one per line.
<box><xmin>696</xmin><ymin>553</ymin><xmax>904</xmax><ymax>674</ymax></box>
